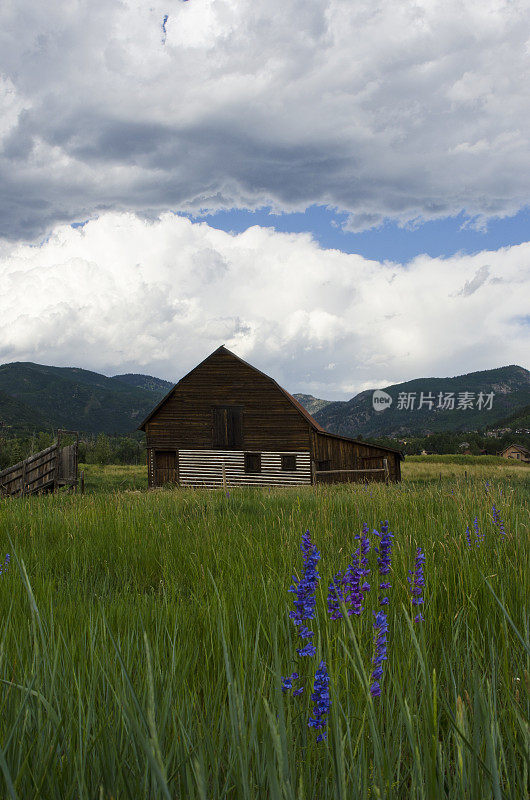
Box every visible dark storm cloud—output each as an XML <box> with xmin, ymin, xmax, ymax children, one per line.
<box><xmin>1</xmin><ymin>0</ymin><xmax>530</xmax><ymax>240</ymax></box>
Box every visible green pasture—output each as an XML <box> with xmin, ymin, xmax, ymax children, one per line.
<box><xmin>0</xmin><ymin>459</ymin><xmax>528</xmax><ymax>798</ymax></box>
<box><xmin>77</xmin><ymin>454</ymin><xmax>530</xmax><ymax>492</ymax></box>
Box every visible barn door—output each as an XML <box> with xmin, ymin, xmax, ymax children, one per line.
<box><xmin>213</xmin><ymin>407</ymin><xmax>243</xmax><ymax>449</ymax></box>
<box><xmin>154</xmin><ymin>451</ymin><xmax>178</xmax><ymax>486</ymax></box>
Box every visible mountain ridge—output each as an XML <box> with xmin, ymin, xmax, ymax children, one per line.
<box><xmin>312</xmin><ymin>365</ymin><xmax>530</xmax><ymax>437</ymax></box>
<box><xmin>0</xmin><ymin>362</ymin><xmax>169</xmax><ymax>435</ymax></box>
<box><xmin>0</xmin><ymin>360</ymin><xmax>528</xmax><ymax>438</ymax></box>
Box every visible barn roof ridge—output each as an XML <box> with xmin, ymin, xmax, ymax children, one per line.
<box><xmin>137</xmin><ymin>344</ymin><xmax>325</xmax><ymax>432</ymax></box>
<box><xmin>137</xmin><ymin>346</ymin><xmax>403</xmax><ymax>457</ymax></box>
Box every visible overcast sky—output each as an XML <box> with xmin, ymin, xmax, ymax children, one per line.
<box><xmin>1</xmin><ymin>0</ymin><xmax>529</xmax><ymax>397</ymax></box>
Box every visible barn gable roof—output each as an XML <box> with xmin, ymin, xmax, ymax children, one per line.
<box><xmin>138</xmin><ymin>345</ymin><xmax>403</xmax><ymax>458</ymax></box>
<box><xmin>138</xmin><ymin>345</ymin><xmax>325</xmax><ymax>432</ymax></box>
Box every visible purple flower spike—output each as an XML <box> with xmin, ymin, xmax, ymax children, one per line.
<box><xmin>281</xmin><ymin>671</ymin><xmax>299</xmax><ymax>694</ymax></box>
<box><xmin>343</xmin><ymin>552</ymin><xmax>363</xmax><ymax>616</ymax></box>
<box><xmin>297</xmin><ymin>642</ymin><xmax>317</xmax><ymax>658</ymax></box>
<box><xmin>492</xmin><ymin>504</ymin><xmax>507</xmax><ymax>539</ymax></box>
<box><xmin>473</xmin><ymin>516</ymin><xmax>483</xmax><ymax>546</ymax></box>
<box><xmin>288</xmin><ymin>530</ymin><xmax>321</xmax><ymax>647</ymax></box>
<box><xmin>308</xmin><ymin>660</ymin><xmax>331</xmax><ymax>741</ymax></box>
<box><xmin>465</xmin><ymin>526</ymin><xmax>471</xmax><ymax>548</ymax></box>
<box><xmin>408</xmin><ymin>548</ymin><xmax>426</xmax><ymax>621</ymax></box>
<box><xmin>342</xmin><ymin>524</ymin><xmax>371</xmax><ymax>616</ymax></box>
<box><xmin>374</xmin><ymin>521</ymin><xmax>394</xmax><ymax>605</ymax></box>
<box><xmin>298</xmin><ymin>625</ymin><xmax>315</xmax><ymax>639</ymax></box>
<box><xmin>327</xmin><ymin>571</ymin><xmax>345</xmax><ymax>620</ymax></box>
<box><xmin>370</xmin><ymin>611</ymin><xmax>388</xmax><ymax>698</ymax></box>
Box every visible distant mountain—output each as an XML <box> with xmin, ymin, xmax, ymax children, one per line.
<box><xmin>0</xmin><ymin>389</ymin><xmax>48</xmax><ymax>432</ymax></box>
<box><xmin>1</xmin><ymin>360</ymin><xmax>528</xmax><ymax>440</ymax></box>
<box><xmin>487</xmin><ymin>403</ymin><xmax>530</xmax><ymax>433</ymax></box>
<box><xmin>313</xmin><ymin>365</ymin><xmax>530</xmax><ymax>438</ymax></box>
<box><xmin>292</xmin><ymin>393</ymin><xmax>332</xmax><ymax>416</ymax></box>
<box><xmin>0</xmin><ymin>363</ymin><xmax>171</xmax><ymax>435</ymax></box>
<box><xmin>112</xmin><ymin>373</ymin><xmax>173</xmax><ymax>394</ymax></box>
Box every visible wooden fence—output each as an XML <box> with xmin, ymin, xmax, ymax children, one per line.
<box><xmin>314</xmin><ymin>458</ymin><xmax>390</xmax><ymax>484</ymax></box>
<box><xmin>0</xmin><ymin>431</ymin><xmax>80</xmax><ymax>497</ymax></box>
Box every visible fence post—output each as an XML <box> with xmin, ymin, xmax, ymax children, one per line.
<box><xmin>20</xmin><ymin>458</ymin><xmax>27</xmax><ymax>497</ymax></box>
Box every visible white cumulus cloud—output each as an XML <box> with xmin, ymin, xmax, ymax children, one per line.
<box><xmin>0</xmin><ymin>213</ymin><xmax>528</xmax><ymax>397</ymax></box>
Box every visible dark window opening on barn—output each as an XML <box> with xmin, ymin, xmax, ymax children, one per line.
<box><xmin>281</xmin><ymin>454</ymin><xmax>297</xmax><ymax>471</ymax></box>
<box><xmin>213</xmin><ymin>406</ymin><xmax>243</xmax><ymax>449</ymax></box>
<box><xmin>244</xmin><ymin>452</ymin><xmax>261</xmax><ymax>473</ymax></box>
<box><xmin>317</xmin><ymin>459</ymin><xmax>331</xmax><ymax>471</ymax></box>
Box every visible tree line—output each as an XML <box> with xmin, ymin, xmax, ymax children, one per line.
<box><xmin>0</xmin><ymin>432</ymin><xmax>146</xmax><ymax>471</ymax></box>
<box><xmin>1</xmin><ymin>428</ymin><xmax>529</xmax><ymax>472</ymax></box>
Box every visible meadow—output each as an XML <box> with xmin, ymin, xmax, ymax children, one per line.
<box><xmin>0</xmin><ymin>459</ymin><xmax>528</xmax><ymax>799</ymax></box>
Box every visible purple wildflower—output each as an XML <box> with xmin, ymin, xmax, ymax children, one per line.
<box><xmin>297</xmin><ymin>643</ymin><xmax>317</xmax><ymax>657</ymax></box>
<box><xmin>0</xmin><ymin>554</ymin><xmax>10</xmax><ymax>576</ymax></box>
<box><xmin>288</xmin><ymin>530</ymin><xmax>321</xmax><ymax>653</ymax></box>
<box><xmin>342</xmin><ymin>524</ymin><xmax>371</xmax><ymax>616</ymax></box>
<box><xmin>327</xmin><ymin>571</ymin><xmax>345</xmax><ymax>620</ymax></box>
<box><xmin>473</xmin><ymin>516</ymin><xmax>483</xmax><ymax>546</ymax></box>
<box><xmin>308</xmin><ymin>660</ymin><xmax>331</xmax><ymax>742</ymax></box>
<box><xmin>281</xmin><ymin>671</ymin><xmax>299</xmax><ymax>694</ymax></box>
<box><xmin>297</xmin><ymin>626</ymin><xmax>314</xmax><ymax>639</ymax></box>
<box><xmin>374</xmin><ymin>520</ymin><xmax>394</xmax><ymax>605</ymax></box>
<box><xmin>359</xmin><ymin>523</ymin><xmax>371</xmax><ymax>593</ymax></box>
<box><xmin>465</xmin><ymin>526</ymin><xmax>471</xmax><ymax>548</ymax></box>
<box><xmin>408</xmin><ymin>548</ymin><xmax>425</xmax><ymax>622</ymax></box>
<box><xmin>370</xmin><ymin>611</ymin><xmax>388</xmax><ymax>698</ymax></box>
<box><xmin>492</xmin><ymin>505</ymin><xmax>506</xmax><ymax>539</ymax></box>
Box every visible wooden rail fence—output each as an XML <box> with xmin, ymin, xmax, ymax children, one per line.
<box><xmin>0</xmin><ymin>431</ymin><xmax>80</xmax><ymax>497</ymax></box>
<box><xmin>314</xmin><ymin>458</ymin><xmax>390</xmax><ymax>484</ymax></box>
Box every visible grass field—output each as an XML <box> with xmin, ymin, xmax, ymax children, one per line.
<box><xmin>0</xmin><ymin>459</ymin><xmax>528</xmax><ymax>798</ymax></box>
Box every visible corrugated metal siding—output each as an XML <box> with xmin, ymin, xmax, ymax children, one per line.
<box><xmin>178</xmin><ymin>450</ymin><xmax>311</xmax><ymax>487</ymax></box>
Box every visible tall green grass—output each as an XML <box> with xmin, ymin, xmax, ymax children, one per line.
<box><xmin>0</xmin><ymin>475</ymin><xmax>528</xmax><ymax>798</ymax></box>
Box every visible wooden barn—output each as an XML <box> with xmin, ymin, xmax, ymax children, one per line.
<box><xmin>139</xmin><ymin>346</ymin><xmax>403</xmax><ymax>488</ymax></box>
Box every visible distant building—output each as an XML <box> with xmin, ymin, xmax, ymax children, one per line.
<box><xmin>500</xmin><ymin>444</ymin><xmax>530</xmax><ymax>463</ymax></box>
<box><xmin>139</xmin><ymin>346</ymin><xmax>403</xmax><ymax>488</ymax></box>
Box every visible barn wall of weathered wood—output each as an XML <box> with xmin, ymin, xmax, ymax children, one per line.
<box><xmin>145</xmin><ymin>349</ymin><xmax>311</xmax><ymax>453</ymax></box>
<box><xmin>311</xmin><ymin>431</ymin><xmax>401</xmax><ymax>482</ymax></box>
